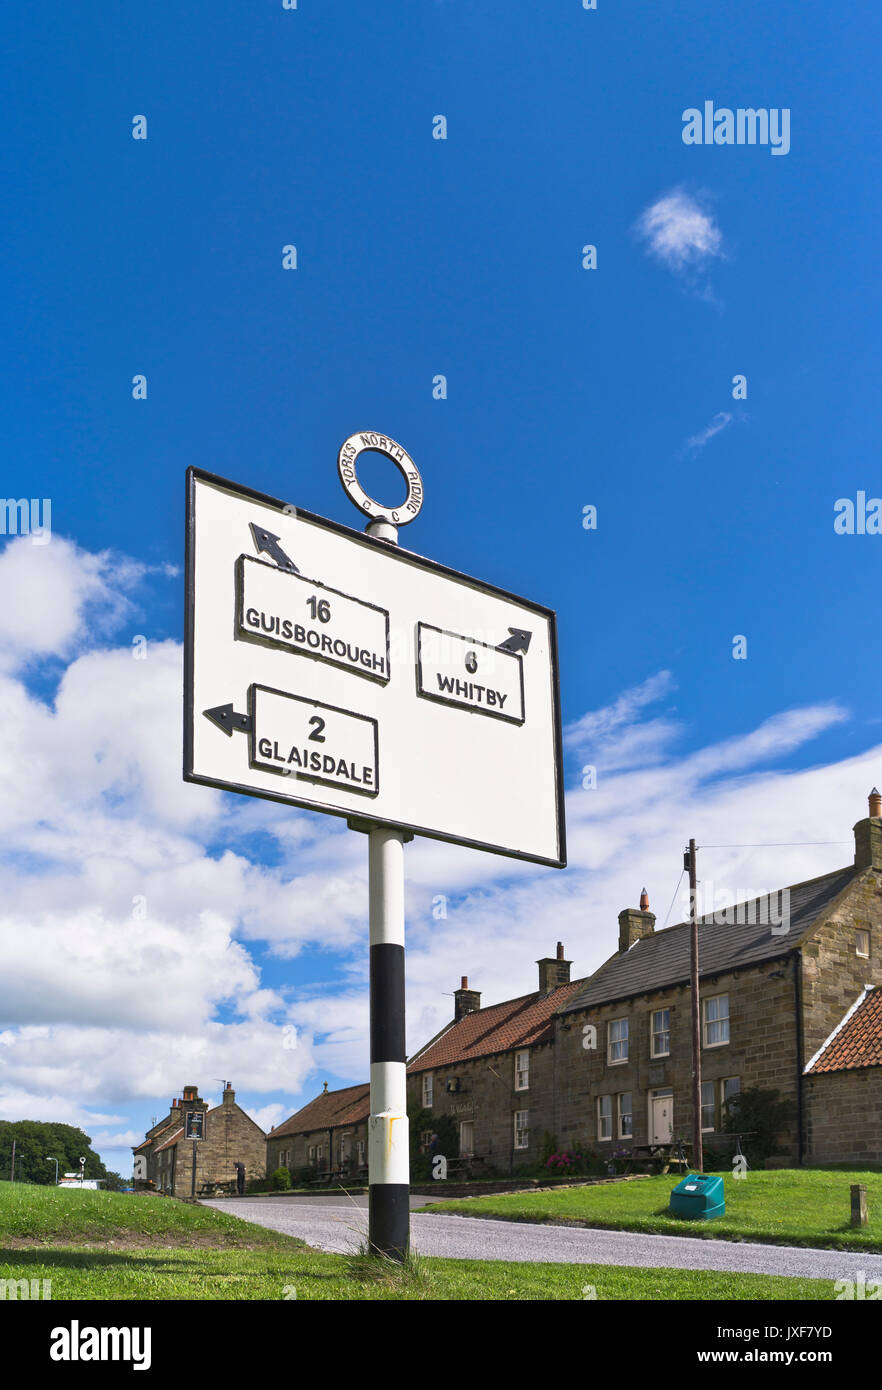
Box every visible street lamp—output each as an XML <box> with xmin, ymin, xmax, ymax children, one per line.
<box><xmin>46</xmin><ymin>1156</ymin><xmax>59</xmax><ymax>1185</ymax></box>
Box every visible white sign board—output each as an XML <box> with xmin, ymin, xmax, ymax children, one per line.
<box><xmin>184</xmin><ymin>468</ymin><xmax>565</xmax><ymax>866</ymax></box>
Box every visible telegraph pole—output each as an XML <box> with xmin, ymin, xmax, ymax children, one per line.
<box><xmin>685</xmin><ymin>838</ymin><xmax>704</xmax><ymax>1173</ymax></box>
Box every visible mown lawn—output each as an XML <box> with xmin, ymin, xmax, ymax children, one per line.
<box><xmin>0</xmin><ymin>1181</ymin><xmax>837</xmax><ymax>1300</ymax></box>
<box><xmin>419</xmin><ymin>1169</ymin><xmax>882</xmax><ymax>1251</ymax></box>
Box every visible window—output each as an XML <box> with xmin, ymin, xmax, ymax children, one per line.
<box><xmin>721</xmin><ymin>1076</ymin><xmax>741</xmax><ymax>1121</ymax></box>
<box><xmin>651</xmin><ymin>1008</ymin><xmax>670</xmax><ymax>1057</ymax></box>
<box><xmin>701</xmin><ymin>1081</ymin><xmax>716</xmax><ymax>1132</ymax></box>
<box><xmin>618</xmin><ymin>1092</ymin><xmax>633</xmax><ymax>1139</ymax></box>
<box><xmin>608</xmin><ymin>1017</ymin><xmax>629</xmax><ymax>1064</ymax></box>
<box><xmin>316</xmin><ymin>1145</ymin><xmax>323</xmax><ymax>1164</ymax></box>
<box><xmin>514</xmin><ymin>1110</ymin><xmax>529</xmax><ymax>1150</ymax></box>
<box><xmin>702</xmin><ymin>1077</ymin><xmax>741</xmax><ymax>1132</ymax></box>
<box><xmin>308</xmin><ymin>1145</ymin><xmax>315</xmax><ymax>1162</ymax></box>
<box><xmin>356</xmin><ymin>1140</ymin><xmax>365</xmax><ymax>1164</ymax></box>
<box><xmin>515</xmin><ymin>1049</ymin><xmax>530</xmax><ymax>1091</ymax></box>
<box><xmin>597</xmin><ymin>1095</ymin><xmax>612</xmax><ymax>1141</ymax></box>
<box><xmin>422</xmin><ymin>1072</ymin><xmax>433</xmax><ymax>1108</ymax></box>
<box><xmin>702</xmin><ymin>994</ymin><xmax>730</xmax><ymax>1047</ymax></box>
<box><xmin>856</xmin><ymin>929</ymin><xmax>870</xmax><ymax>958</ymax></box>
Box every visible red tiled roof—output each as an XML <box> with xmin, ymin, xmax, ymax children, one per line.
<box><xmin>407</xmin><ymin>978</ymin><xmax>587</xmax><ymax>1072</ymax></box>
<box><xmin>806</xmin><ymin>987</ymin><xmax>882</xmax><ymax>1074</ymax></box>
<box><xmin>154</xmin><ymin>1127</ymin><xmax>184</xmax><ymax>1153</ymax></box>
<box><xmin>132</xmin><ymin>1138</ymin><xmax>153</xmax><ymax>1153</ymax></box>
<box><xmin>271</xmin><ymin>1084</ymin><xmax>370</xmax><ymax>1139</ymax></box>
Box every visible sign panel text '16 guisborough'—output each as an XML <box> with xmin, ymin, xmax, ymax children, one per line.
<box><xmin>184</xmin><ymin>468</ymin><xmax>565</xmax><ymax>866</ymax></box>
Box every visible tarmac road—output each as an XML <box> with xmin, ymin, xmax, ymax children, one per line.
<box><xmin>204</xmin><ymin>1194</ymin><xmax>882</xmax><ymax>1283</ymax></box>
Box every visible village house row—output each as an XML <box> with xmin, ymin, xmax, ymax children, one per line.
<box><xmin>137</xmin><ymin>795</ymin><xmax>882</xmax><ymax>1193</ymax></box>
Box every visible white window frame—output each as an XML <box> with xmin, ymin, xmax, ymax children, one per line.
<box><xmin>650</xmin><ymin>1008</ymin><xmax>670</xmax><ymax>1058</ymax></box>
<box><xmin>514</xmin><ymin>1049</ymin><xmax>530</xmax><ymax>1091</ymax></box>
<box><xmin>513</xmin><ymin>1110</ymin><xmax>529</xmax><ymax>1150</ymax></box>
<box><xmin>608</xmin><ymin>1017</ymin><xmax>629</xmax><ymax>1064</ymax></box>
<box><xmin>856</xmin><ymin>929</ymin><xmax>870</xmax><ymax>958</ymax></box>
<box><xmin>618</xmin><ymin>1092</ymin><xmax>633</xmax><ymax>1139</ymax></box>
<box><xmin>701</xmin><ymin>1076</ymin><xmax>741</xmax><ymax>1132</ymax></box>
<box><xmin>700</xmin><ymin>1079</ymin><xmax>716</xmax><ymax>1133</ymax></box>
<box><xmin>597</xmin><ymin>1095</ymin><xmax>612</xmax><ymax>1141</ymax></box>
<box><xmin>422</xmin><ymin>1072</ymin><xmax>433</xmax><ymax>1109</ymax></box>
<box><xmin>702</xmin><ymin>993</ymin><xmax>730</xmax><ymax>1048</ymax></box>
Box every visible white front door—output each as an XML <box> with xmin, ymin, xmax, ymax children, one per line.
<box><xmin>651</xmin><ymin>1091</ymin><xmax>673</xmax><ymax>1144</ymax></box>
<box><xmin>459</xmin><ymin>1120</ymin><xmax>474</xmax><ymax>1156</ymax></box>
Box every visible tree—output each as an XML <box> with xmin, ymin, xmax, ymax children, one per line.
<box><xmin>0</xmin><ymin>1121</ymin><xmax>119</xmax><ymax>1186</ymax></box>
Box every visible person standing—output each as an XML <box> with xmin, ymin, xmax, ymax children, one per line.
<box><xmin>234</xmin><ymin>1161</ymin><xmax>245</xmax><ymax>1196</ymax></box>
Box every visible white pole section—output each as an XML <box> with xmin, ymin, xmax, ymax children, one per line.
<box><xmin>367</xmin><ymin>824</ymin><xmax>409</xmax><ymax>1259</ymax></box>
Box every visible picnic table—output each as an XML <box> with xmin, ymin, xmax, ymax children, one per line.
<box><xmin>614</xmin><ymin>1143</ymin><xmax>692</xmax><ymax>1175</ymax></box>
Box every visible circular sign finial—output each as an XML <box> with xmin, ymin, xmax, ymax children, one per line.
<box><xmin>337</xmin><ymin>432</ymin><xmax>424</xmax><ymax>528</ymax></box>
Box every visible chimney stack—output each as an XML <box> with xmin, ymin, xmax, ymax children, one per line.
<box><xmin>454</xmin><ymin>976</ymin><xmax>482</xmax><ymax>1020</ymax></box>
<box><xmin>618</xmin><ymin>893</ymin><xmax>656</xmax><ymax>953</ymax></box>
<box><xmin>222</xmin><ymin>1083</ymin><xmax>235</xmax><ymax>1108</ymax></box>
<box><xmin>854</xmin><ymin>789</ymin><xmax>882</xmax><ymax>869</ymax></box>
<box><xmin>537</xmin><ymin>944</ymin><xmax>572</xmax><ymax>994</ymax></box>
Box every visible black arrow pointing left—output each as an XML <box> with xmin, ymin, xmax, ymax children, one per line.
<box><xmin>203</xmin><ymin>704</ymin><xmax>253</xmax><ymax>737</ymax></box>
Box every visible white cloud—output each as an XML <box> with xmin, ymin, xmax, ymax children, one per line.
<box><xmin>635</xmin><ymin>188</ymin><xmax>724</xmax><ymax>273</ymax></box>
<box><xmin>683</xmin><ymin>411</ymin><xmax>733</xmax><ymax>453</ymax></box>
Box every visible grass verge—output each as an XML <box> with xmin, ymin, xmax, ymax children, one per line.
<box><xmin>418</xmin><ymin>1168</ymin><xmax>882</xmax><ymax>1251</ymax></box>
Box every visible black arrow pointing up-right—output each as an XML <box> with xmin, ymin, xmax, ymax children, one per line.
<box><xmin>497</xmin><ymin>628</ymin><xmax>532</xmax><ymax>654</ymax></box>
<box><xmin>203</xmin><ymin>704</ymin><xmax>253</xmax><ymax>737</ymax></box>
<box><xmin>249</xmin><ymin>523</ymin><xmax>299</xmax><ymax>573</ymax></box>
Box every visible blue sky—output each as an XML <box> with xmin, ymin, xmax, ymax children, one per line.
<box><xmin>1</xmin><ymin>2</ymin><xmax>881</xmax><ymax>1175</ymax></box>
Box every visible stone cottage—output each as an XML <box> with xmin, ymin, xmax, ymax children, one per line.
<box><xmin>266</xmin><ymin>1082</ymin><xmax>370</xmax><ymax>1179</ymax></box>
<box><xmin>132</xmin><ymin>1083</ymin><xmax>266</xmax><ymax>1196</ymax></box>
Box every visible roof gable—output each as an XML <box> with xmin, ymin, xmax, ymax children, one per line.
<box><xmin>806</xmin><ymin>986</ymin><xmax>882</xmax><ymax>1074</ymax></box>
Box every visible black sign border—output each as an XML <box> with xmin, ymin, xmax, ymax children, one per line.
<box><xmin>235</xmin><ymin>553</ymin><xmax>391</xmax><ymax>685</ymax></box>
<box><xmin>415</xmin><ymin>622</ymin><xmax>526</xmax><ymax>726</ymax></box>
<box><xmin>184</xmin><ymin>466</ymin><xmax>566</xmax><ymax>869</ymax></box>
<box><xmin>248</xmin><ymin>682</ymin><xmax>380</xmax><ymax>798</ymax></box>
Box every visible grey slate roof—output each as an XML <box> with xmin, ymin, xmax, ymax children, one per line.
<box><xmin>561</xmin><ymin>865</ymin><xmax>859</xmax><ymax>1013</ymax></box>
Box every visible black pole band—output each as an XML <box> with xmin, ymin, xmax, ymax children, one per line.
<box><xmin>369</xmin><ymin>943</ymin><xmax>406</xmax><ymax>1061</ymax></box>
<box><xmin>369</xmin><ymin>1184</ymin><xmax>410</xmax><ymax>1260</ymax></box>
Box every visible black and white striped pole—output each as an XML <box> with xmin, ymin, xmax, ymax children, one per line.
<box><xmin>337</xmin><ymin>433</ymin><xmax>425</xmax><ymax>1262</ymax></box>
<box><xmin>367</xmin><ymin>824</ymin><xmax>410</xmax><ymax>1259</ymax></box>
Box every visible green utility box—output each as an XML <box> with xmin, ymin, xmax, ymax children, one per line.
<box><xmin>669</xmin><ymin>1173</ymin><xmax>725</xmax><ymax>1221</ymax></box>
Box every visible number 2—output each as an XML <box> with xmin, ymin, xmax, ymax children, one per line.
<box><xmin>308</xmin><ymin>716</ymin><xmax>326</xmax><ymax>742</ymax></box>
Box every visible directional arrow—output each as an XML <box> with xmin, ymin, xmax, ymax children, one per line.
<box><xmin>249</xmin><ymin>522</ymin><xmax>299</xmax><ymax>573</ymax></box>
<box><xmin>203</xmin><ymin>704</ymin><xmax>253</xmax><ymax>737</ymax></box>
<box><xmin>497</xmin><ymin>628</ymin><xmax>532</xmax><ymax>655</ymax></box>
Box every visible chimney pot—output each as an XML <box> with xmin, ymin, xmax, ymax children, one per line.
<box><xmin>556</xmin><ymin>942</ymin><xmax>564</xmax><ymax>960</ymax></box>
<box><xmin>870</xmin><ymin>788</ymin><xmax>881</xmax><ymax>819</ymax></box>
<box><xmin>461</xmin><ymin>976</ymin><xmax>468</xmax><ymax>990</ymax></box>
<box><xmin>639</xmin><ymin>887</ymin><xmax>650</xmax><ymax>911</ymax></box>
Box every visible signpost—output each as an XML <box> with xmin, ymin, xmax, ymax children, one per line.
<box><xmin>185</xmin><ymin>1110</ymin><xmax>204</xmax><ymax>1197</ymax></box>
<box><xmin>184</xmin><ymin>433</ymin><xmax>565</xmax><ymax>1257</ymax></box>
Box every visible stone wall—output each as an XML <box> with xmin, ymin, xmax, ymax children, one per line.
<box><xmin>406</xmin><ymin>1041</ymin><xmax>557</xmax><ymax>1173</ymax></box>
<box><xmin>553</xmin><ymin>960</ymin><xmax>802</xmax><ymax>1161</ymax></box>
<box><xmin>800</xmin><ymin>868</ymin><xmax>882</xmax><ymax>1060</ymax></box>
<box><xmin>267</xmin><ymin>1122</ymin><xmax>368</xmax><ymax>1177</ymax></box>
<box><xmin>804</xmin><ymin>1068</ymin><xmax>882</xmax><ymax>1164</ymax></box>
